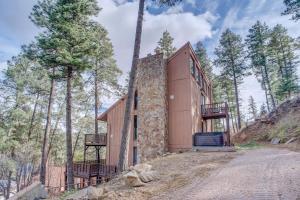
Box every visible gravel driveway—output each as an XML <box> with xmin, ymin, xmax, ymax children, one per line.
<box><xmin>153</xmin><ymin>148</ymin><xmax>300</xmax><ymax>200</ymax></box>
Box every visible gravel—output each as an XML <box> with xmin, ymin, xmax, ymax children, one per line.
<box><xmin>152</xmin><ymin>148</ymin><xmax>300</xmax><ymax>200</ymax></box>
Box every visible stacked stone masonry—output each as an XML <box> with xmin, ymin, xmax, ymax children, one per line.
<box><xmin>136</xmin><ymin>53</ymin><xmax>168</xmax><ymax>162</ymax></box>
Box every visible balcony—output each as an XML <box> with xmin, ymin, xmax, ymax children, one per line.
<box><xmin>85</xmin><ymin>134</ymin><xmax>107</xmax><ymax>146</ymax></box>
<box><xmin>201</xmin><ymin>102</ymin><xmax>228</xmax><ymax>119</ymax></box>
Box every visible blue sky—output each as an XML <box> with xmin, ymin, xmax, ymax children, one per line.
<box><xmin>0</xmin><ymin>0</ymin><xmax>299</xmax><ymax>118</ymax></box>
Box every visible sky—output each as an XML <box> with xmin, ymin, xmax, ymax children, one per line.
<box><xmin>0</xmin><ymin>0</ymin><xmax>299</xmax><ymax>118</ymax></box>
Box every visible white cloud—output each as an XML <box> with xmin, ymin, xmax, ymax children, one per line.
<box><xmin>97</xmin><ymin>0</ymin><xmax>216</xmax><ymax>73</ymax></box>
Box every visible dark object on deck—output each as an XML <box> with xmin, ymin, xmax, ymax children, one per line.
<box><xmin>194</xmin><ymin>132</ymin><xmax>224</xmax><ymax>146</ymax></box>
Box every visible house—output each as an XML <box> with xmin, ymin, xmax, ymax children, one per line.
<box><xmin>97</xmin><ymin>42</ymin><xmax>230</xmax><ymax>167</ymax></box>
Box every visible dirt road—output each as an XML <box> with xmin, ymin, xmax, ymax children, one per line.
<box><xmin>152</xmin><ymin>148</ymin><xmax>300</xmax><ymax>200</ymax></box>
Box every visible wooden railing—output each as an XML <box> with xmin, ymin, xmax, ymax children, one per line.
<box><xmin>201</xmin><ymin>102</ymin><xmax>228</xmax><ymax>118</ymax></box>
<box><xmin>73</xmin><ymin>161</ymin><xmax>117</xmax><ymax>179</ymax></box>
<box><xmin>85</xmin><ymin>134</ymin><xmax>107</xmax><ymax>146</ymax></box>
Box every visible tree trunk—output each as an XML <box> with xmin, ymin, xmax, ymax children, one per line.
<box><xmin>5</xmin><ymin>171</ymin><xmax>12</xmax><ymax>200</ymax></box>
<box><xmin>263</xmin><ymin>64</ymin><xmax>276</xmax><ymax>109</ymax></box>
<box><xmin>94</xmin><ymin>68</ymin><xmax>99</xmax><ymax>135</ymax></box>
<box><xmin>118</xmin><ymin>0</ymin><xmax>145</xmax><ymax>172</ymax></box>
<box><xmin>66</xmin><ymin>66</ymin><xmax>74</xmax><ymax>189</ymax></box>
<box><xmin>232</xmin><ymin>73</ymin><xmax>241</xmax><ymax>129</ymax></box>
<box><xmin>40</xmin><ymin>69</ymin><xmax>55</xmax><ymax>185</ymax></box>
<box><xmin>28</xmin><ymin>92</ymin><xmax>40</xmax><ymax>139</ymax></box>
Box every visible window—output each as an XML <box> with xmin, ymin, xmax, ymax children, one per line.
<box><xmin>134</xmin><ymin>115</ymin><xmax>138</xmax><ymax>140</ymax></box>
<box><xmin>133</xmin><ymin>147</ymin><xmax>138</xmax><ymax>165</ymax></box>
<box><xmin>134</xmin><ymin>90</ymin><xmax>138</xmax><ymax>110</ymax></box>
<box><xmin>195</xmin><ymin>68</ymin><xmax>200</xmax><ymax>83</ymax></box>
<box><xmin>189</xmin><ymin>57</ymin><xmax>195</xmax><ymax>76</ymax></box>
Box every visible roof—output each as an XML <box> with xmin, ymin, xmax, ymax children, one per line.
<box><xmin>97</xmin><ymin>95</ymin><xmax>127</xmax><ymax>121</ymax></box>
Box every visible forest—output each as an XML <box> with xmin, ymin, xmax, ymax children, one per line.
<box><xmin>0</xmin><ymin>0</ymin><xmax>299</xmax><ymax>198</ymax></box>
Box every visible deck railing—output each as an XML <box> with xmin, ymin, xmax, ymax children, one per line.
<box><xmin>73</xmin><ymin>161</ymin><xmax>117</xmax><ymax>178</ymax></box>
<box><xmin>201</xmin><ymin>102</ymin><xmax>228</xmax><ymax>118</ymax></box>
<box><xmin>85</xmin><ymin>134</ymin><xmax>107</xmax><ymax>146</ymax></box>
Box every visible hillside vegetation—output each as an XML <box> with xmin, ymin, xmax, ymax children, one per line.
<box><xmin>233</xmin><ymin>96</ymin><xmax>300</xmax><ymax>148</ymax></box>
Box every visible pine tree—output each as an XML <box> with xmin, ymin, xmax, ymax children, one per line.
<box><xmin>30</xmin><ymin>0</ymin><xmax>102</xmax><ymax>189</ymax></box>
<box><xmin>195</xmin><ymin>41</ymin><xmax>213</xmax><ymax>79</ymax></box>
<box><xmin>248</xmin><ymin>96</ymin><xmax>258</xmax><ymax>120</ymax></box>
<box><xmin>282</xmin><ymin>0</ymin><xmax>300</xmax><ymax>21</ymax></box>
<box><xmin>154</xmin><ymin>30</ymin><xmax>176</xmax><ymax>58</ymax></box>
<box><xmin>214</xmin><ymin>29</ymin><xmax>249</xmax><ymax>130</ymax></box>
<box><xmin>260</xmin><ymin>103</ymin><xmax>268</xmax><ymax>116</ymax></box>
<box><xmin>268</xmin><ymin>24</ymin><xmax>299</xmax><ymax>100</ymax></box>
<box><xmin>246</xmin><ymin>21</ymin><xmax>276</xmax><ymax>111</ymax></box>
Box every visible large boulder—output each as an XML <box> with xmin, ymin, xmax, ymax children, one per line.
<box><xmin>10</xmin><ymin>182</ymin><xmax>47</xmax><ymax>200</ymax></box>
<box><xmin>139</xmin><ymin>170</ymin><xmax>159</xmax><ymax>183</ymax></box>
<box><xmin>123</xmin><ymin>170</ymin><xmax>145</xmax><ymax>187</ymax></box>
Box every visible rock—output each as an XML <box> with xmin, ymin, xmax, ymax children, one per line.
<box><xmin>123</xmin><ymin>170</ymin><xmax>145</xmax><ymax>187</ymax></box>
<box><xmin>139</xmin><ymin>170</ymin><xmax>159</xmax><ymax>183</ymax></box>
<box><xmin>271</xmin><ymin>138</ymin><xmax>281</xmax><ymax>145</ymax></box>
<box><xmin>66</xmin><ymin>186</ymin><xmax>104</xmax><ymax>200</ymax></box>
<box><xmin>132</xmin><ymin>163</ymin><xmax>152</xmax><ymax>174</ymax></box>
<box><xmin>10</xmin><ymin>182</ymin><xmax>48</xmax><ymax>200</ymax></box>
<box><xmin>285</xmin><ymin>137</ymin><xmax>297</xmax><ymax>144</ymax></box>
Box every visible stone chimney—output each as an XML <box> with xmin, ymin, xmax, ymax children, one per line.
<box><xmin>136</xmin><ymin>53</ymin><xmax>168</xmax><ymax>162</ymax></box>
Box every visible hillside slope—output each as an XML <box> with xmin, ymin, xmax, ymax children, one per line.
<box><xmin>233</xmin><ymin>96</ymin><xmax>300</xmax><ymax>146</ymax></box>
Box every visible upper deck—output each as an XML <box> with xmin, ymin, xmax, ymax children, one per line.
<box><xmin>201</xmin><ymin>102</ymin><xmax>228</xmax><ymax>119</ymax></box>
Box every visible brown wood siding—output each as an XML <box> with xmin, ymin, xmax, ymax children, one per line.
<box><xmin>167</xmin><ymin>44</ymin><xmax>212</xmax><ymax>152</ymax></box>
<box><xmin>106</xmin><ymin>98</ymin><xmax>134</xmax><ymax>166</ymax></box>
<box><xmin>167</xmin><ymin>45</ymin><xmax>193</xmax><ymax>151</ymax></box>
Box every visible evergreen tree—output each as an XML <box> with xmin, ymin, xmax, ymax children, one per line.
<box><xmin>195</xmin><ymin>41</ymin><xmax>213</xmax><ymax>79</ymax></box>
<box><xmin>268</xmin><ymin>24</ymin><xmax>299</xmax><ymax>100</ymax></box>
<box><xmin>246</xmin><ymin>21</ymin><xmax>276</xmax><ymax>111</ymax></box>
<box><xmin>260</xmin><ymin>103</ymin><xmax>268</xmax><ymax>116</ymax></box>
<box><xmin>30</xmin><ymin>0</ymin><xmax>102</xmax><ymax>189</ymax></box>
<box><xmin>154</xmin><ymin>30</ymin><xmax>176</xmax><ymax>58</ymax></box>
<box><xmin>214</xmin><ymin>29</ymin><xmax>248</xmax><ymax>130</ymax></box>
<box><xmin>248</xmin><ymin>96</ymin><xmax>258</xmax><ymax>120</ymax></box>
<box><xmin>282</xmin><ymin>0</ymin><xmax>300</xmax><ymax>21</ymax></box>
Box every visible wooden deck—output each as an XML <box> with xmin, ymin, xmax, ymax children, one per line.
<box><xmin>201</xmin><ymin>102</ymin><xmax>228</xmax><ymax>119</ymax></box>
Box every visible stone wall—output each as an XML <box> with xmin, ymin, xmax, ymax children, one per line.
<box><xmin>136</xmin><ymin>53</ymin><xmax>168</xmax><ymax>162</ymax></box>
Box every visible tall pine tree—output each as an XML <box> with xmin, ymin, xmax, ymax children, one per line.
<box><xmin>248</xmin><ymin>96</ymin><xmax>258</xmax><ymax>120</ymax></box>
<box><xmin>195</xmin><ymin>41</ymin><xmax>213</xmax><ymax>79</ymax></box>
<box><xmin>246</xmin><ymin>21</ymin><xmax>276</xmax><ymax>111</ymax></box>
<box><xmin>214</xmin><ymin>29</ymin><xmax>249</xmax><ymax>130</ymax></box>
<box><xmin>268</xmin><ymin>24</ymin><xmax>299</xmax><ymax>100</ymax></box>
<box><xmin>154</xmin><ymin>30</ymin><xmax>176</xmax><ymax>58</ymax></box>
<box><xmin>30</xmin><ymin>0</ymin><xmax>102</xmax><ymax>189</ymax></box>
